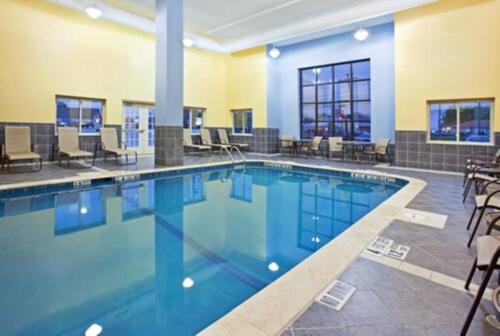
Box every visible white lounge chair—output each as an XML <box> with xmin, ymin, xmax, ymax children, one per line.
<box><xmin>201</xmin><ymin>129</ymin><xmax>231</xmax><ymax>150</ymax></box>
<box><xmin>1</xmin><ymin>126</ymin><xmax>42</xmax><ymax>171</ymax></box>
<box><xmin>100</xmin><ymin>127</ymin><xmax>137</xmax><ymax>165</ymax></box>
<box><xmin>183</xmin><ymin>129</ymin><xmax>211</xmax><ymax>153</ymax></box>
<box><xmin>218</xmin><ymin>129</ymin><xmax>249</xmax><ymax>151</ymax></box>
<box><xmin>57</xmin><ymin>127</ymin><xmax>94</xmax><ymax>168</ymax></box>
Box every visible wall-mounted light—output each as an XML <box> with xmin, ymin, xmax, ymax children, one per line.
<box><xmin>183</xmin><ymin>37</ymin><xmax>195</xmax><ymax>47</ymax></box>
<box><xmin>268</xmin><ymin>45</ymin><xmax>281</xmax><ymax>59</ymax></box>
<box><xmin>85</xmin><ymin>6</ymin><xmax>103</xmax><ymax>19</ymax></box>
<box><xmin>354</xmin><ymin>27</ymin><xmax>369</xmax><ymax>41</ymax></box>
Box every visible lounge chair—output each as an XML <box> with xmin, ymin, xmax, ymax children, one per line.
<box><xmin>328</xmin><ymin>137</ymin><xmax>345</xmax><ymax>160</ymax></box>
<box><xmin>218</xmin><ymin>129</ymin><xmax>249</xmax><ymax>151</ymax></box>
<box><xmin>280</xmin><ymin>135</ymin><xmax>295</xmax><ymax>155</ymax></box>
<box><xmin>201</xmin><ymin>129</ymin><xmax>231</xmax><ymax>151</ymax></box>
<box><xmin>364</xmin><ymin>138</ymin><xmax>391</xmax><ymax>163</ymax></box>
<box><xmin>57</xmin><ymin>127</ymin><xmax>94</xmax><ymax>168</ymax></box>
<box><xmin>462</xmin><ymin>235</ymin><xmax>500</xmax><ymax>335</ymax></box>
<box><xmin>100</xmin><ymin>127</ymin><xmax>137</xmax><ymax>165</ymax></box>
<box><xmin>466</xmin><ymin>179</ymin><xmax>500</xmax><ymax>247</ymax></box>
<box><xmin>1</xmin><ymin>126</ymin><xmax>42</xmax><ymax>172</ymax></box>
<box><xmin>183</xmin><ymin>129</ymin><xmax>211</xmax><ymax>153</ymax></box>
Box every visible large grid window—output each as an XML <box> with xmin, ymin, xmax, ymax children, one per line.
<box><xmin>56</xmin><ymin>96</ymin><xmax>104</xmax><ymax>134</ymax></box>
<box><xmin>299</xmin><ymin>60</ymin><xmax>370</xmax><ymax>140</ymax></box>
<box><xmin>183</xmin><ymin>107</ymin><xmax>205</xmax><ymax>135</ymax></box>
<box><xmin>429</xmin><ymin>99</ymin><xmax>493</xmax><ymax>144</ymax></box>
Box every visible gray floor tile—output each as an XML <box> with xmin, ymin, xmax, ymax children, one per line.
<box><xmin>292</xmin><ymin>303</ymin><xmax>345</xmax><ymax>330</ymax></box>
<box><xmin>339</xmin><ymin>290</ymin><xmax>399</xmax><ymax>327</ymax></box>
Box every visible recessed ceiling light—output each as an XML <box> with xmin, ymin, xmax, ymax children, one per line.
<box><xmin>85</xmin><ymin>6</ymin><xmax>102</xmax><ymax>20</ymax></box>
<box><xmin>80</xmin><ymin>207</ymin><xmax>88</xmax><ymax>215</ymax></box>
<box><xmin>354</xmin><ymin>27</ymin><xmax>369</xmax><ymax>41</ymax></box>
<box><xmin>268</xmin><ymin>46</ymin><xmax>281</xmax><ymax>59</ymax></box>
<box><xmin>183</xmin><ymin>38</ymin><xmax>195</xmax><ymax>47</ymax></box>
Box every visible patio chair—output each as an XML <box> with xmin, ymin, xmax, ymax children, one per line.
<box><xmin>218</xmin><ymin>129</ymin><xmax>249</xmax><ymax>151</ymax></box>
<box><xmin>57</xmin><ymin>127</ymin><xmax>95</xmax><ymax>168</ymax></box>
<box><xmin>183</xmin><ymin>129</ymin><xmax>211</xmax><ymax>153</ymax></box>
<box><xmin>462</xmin><ymin>165</ymin><xmax>499</xmax><ymax>202</ymax></box>
<box><xmin>100</xmin><ymin>127</ymin><xmax>137</xmax><ymax>165</ymax></box>
<box><xmin>280</xmin><ymin>135</ymin><xmax>295</xmax><ymax>155</ymax></box>
<box><xmin>201</xmin><ymin>129</ymin><xmax>231</xmax><ymax>151</ymax></box>
<box><xmin>328</xmin><ymin>137</ymin><xmax>345</xmax><ymax>160</ymax></box>
<box><xmin>463</xmin><ymin>148</ymin><xmax>500</xmax><ymax>187</ymax></box>
<box><xmin>364</xmin><ymin>138</ymin><xmax>391</xmax><ymax>163</ymax></box>
<box><xmin>461</xmin><ymin>236</ymin><xmax>500</xmax><ymax>335</ymax></box>
<box><xmin>1</xmin><ymin>126</ymin><xmax>42</xmax><ymax>172</ymax></box>
<box><xmin>466</xmin><ymin>179</ymin><xmax>500</xmax><ymax>247</ymax></box>
<box><xmin>301</xmin><ymin>136</ymin><xmax>323</xmax><ymax>157</ymax></box>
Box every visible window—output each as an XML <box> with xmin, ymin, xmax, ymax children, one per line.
<box><xmin>183</xmin><ymin>107</ymin><xmax>205</xmax><ymax>135</ymax></box>
<box><xmin>232</xmin><ymin>109</ymin><xmax>253</xmax><ymax>135</ymax></box>
<box><xmin>299</xmin><ymin>60</ymin><xmax>370</xmax><ymax>140</ymax></box>
<box><xmin>428</xmin><ymin>99</ymin><xmax>493</xmax><ymax>144</ymax></box>
<box><xmin>148</xmin><ymin>107</ymin><xmax>155</xmax><ymax>146</ymax></box>
<box><xmin>56</xmin><ymin>96</ymin><xmax>104</xmax><ymax>134</ymax></box>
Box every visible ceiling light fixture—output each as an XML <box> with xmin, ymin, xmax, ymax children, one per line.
<box><xmin>268</xmin><ymin>45</ymin><xmax>281</xmax><ymax>59</ymax></box>
<box><xmin>183</xmin><ymin>37</ymin><xmax>195</xmax><ymax>47</ymax></box>
<box><xmin>354</xmin><ymin>27</ymin><xmax>369</xmax><ymax>42</ymax></box>
<box><xmin>85</xmin><ymin>6</ymin><xmax>102</xmax><ymax>20</ymax></box>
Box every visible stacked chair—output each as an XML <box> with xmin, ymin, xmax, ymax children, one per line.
<box><xmin>461</xmin><ymin>150</ymin><xmax>500</xmax><ymax>335</ymax></box>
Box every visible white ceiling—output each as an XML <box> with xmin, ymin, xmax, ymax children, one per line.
<box><xmin>46</xmin><ymin>0</ymin><xmax>438</xmax><ymax>52</ymax></box>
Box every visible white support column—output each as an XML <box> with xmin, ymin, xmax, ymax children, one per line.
<box><xmin>155</xmin><ymin>0</ymin><xmax>183</xmax><ymax>166</ymax></box>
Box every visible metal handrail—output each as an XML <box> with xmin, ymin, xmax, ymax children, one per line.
<box><xmin>219</xmin><ymin>146</ymin><xmax>235</xmax><ymax>164</ymax></box>
<box><xmin>230</xmin><ymin>146</ymin><xmax>246</xmax><ymax>162</ymax></box>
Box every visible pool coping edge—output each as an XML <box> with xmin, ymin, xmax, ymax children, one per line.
<box><xmin>195</xmin><ymin>161</ymin><xmax>426</xmax><ymax>336</ymax></box>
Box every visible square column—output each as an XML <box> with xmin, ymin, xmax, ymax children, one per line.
<box><xmin>155</xmin><ymin>0</ymin><xmax>183</xmax><ymax>166</ymax></box>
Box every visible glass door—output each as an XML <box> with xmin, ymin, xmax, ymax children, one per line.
<box><xmin>123</xmin><ymin>103</ymin><xmax>155</xmax><ymax>154</ymax></box>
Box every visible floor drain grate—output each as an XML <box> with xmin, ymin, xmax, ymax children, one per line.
<box><xmin>317</xmin><ymin>280</ymin><xmax>356</xmax><ymax>311</ymax></box>
<box><xmin>365</xmin><ymin>236</ymin><xmax>411</xmax><ymax>261</ymax></box>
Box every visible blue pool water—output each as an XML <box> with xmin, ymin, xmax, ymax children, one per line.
<box><xmin>0</xmin><ymin>163</ymin><xmax>403</xmax><ymax>335</ymax></box>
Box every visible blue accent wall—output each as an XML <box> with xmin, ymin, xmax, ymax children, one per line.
<box><xmin>267</xmin><ymin>23</ymin><xmax>395</xmax><ymax>142</ymax></box>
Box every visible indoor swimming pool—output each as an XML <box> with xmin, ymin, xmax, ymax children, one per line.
<box><xmin>0</xmin><ymin>163</ymin><xmax>405</xmax><ymax>335</ymax></box>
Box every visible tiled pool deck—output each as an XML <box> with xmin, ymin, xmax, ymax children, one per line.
<box><xmin>1</xmin><ymin>154</ymin><xmax>498</xmax><ymax>335</ymax></box>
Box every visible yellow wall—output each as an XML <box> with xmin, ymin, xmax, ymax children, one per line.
<box><xmin>0</xmin><ymin>0</ymin><xmax>267</xmax><ymax>128</ymax></box>
<box><xmin>395</xmin><ymin>0</ymin><xmax>500</xmax><ymax>131</ymax></box>
<box><xmin>226</xmin><ymin>47</ymin><xmax>268</xmax><ymax>128</ymax></box>
<box><xmin>184</xmin><ymin>48</ymin><xmax>228</xmax><ymax>127</ymax></box>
